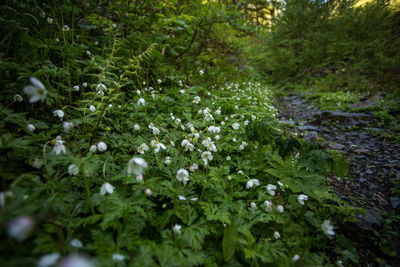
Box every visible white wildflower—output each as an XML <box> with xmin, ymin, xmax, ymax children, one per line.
<box><xmin>199</xmin><ymin>69</ymin><xmax>204</xmax><ymax>75</ymax></box>
<box><xmin>145</xmin><ymin>188</ymin><xmax>153</xmax><ymax>196</ymax></box>
<box><xmin>188</xmin><ymin>163</ymin><xmax>198</xmax><ymax>172</ymax></box>
<box><xmin>82</xmin><ymin>82</ymin><xmax>87</xmax><ymax>87</ymax></box>
<box><xmin>164</xmin><ymin>156</ymin><xmax>172</xmax><ymax>165</ymax></box>
<box><xmin>137</xmin><ymin>143</ymin><xmax>149</xmax><ymax>154</ymax></box>
<box><xmin>321</xmin><ymin>220</ymin><xmax>335</xmax><ymax>237</ymax></box>
<box><xmin>127</xmin><ymin>157</ymin><xmax>148</xmax><ymax>175</ymax></box>
<box><xmin>133</xmin><ymin>124</ymin><xmax>140</xmax><ymax>131</ymax></box>
<box><xmin>246</xmin><ymin>179</ymin><xmax>260</xmax><ymax>189</ymax></box>
<box><xmin>292</xmin><ymin>255</ymin><xmax>300</xmax><ymax>262</ymax></box>
<box><xmin>276</xmin><ymin>205</ymin><xmax>284</xmax><ymax>213</ymax></box>
<box><xmin>53</xmin><ymin>136</ymin><xmax>66</xmax><ymax>155</ymax></box>
<box><xmin>273</xmin><ymin>231</ymin><xmax>280</xmax><ymax>239</ymax></box>
<box><xmin>152</xmin><ymin>127</ymin><xmax>160</xmax><ymax>135</ymax></box>
<box><xmin>53</xmin><ymin>109</ymin><xmax>64</xmax><ymax>119</ymax></box>
<box><xmin>232</xmin><ymin>123</ymin><xmax>240</xmax><ymax>130</ymax></box>
<box><xmin>137</xmin><ymin>98</ymin><xmax>146</xmax><ymax>105</ymax></box>
<box><xmin>150</xmin><ymin>140</ymin><xmax>166</xmax><ymax>153</ymax></box>
<box><xmin>63</xmin><ymin>121</ymin><xmax>74</xmax><ymax>132</ymax></box>
<box><xmin>70</xmin><ymin>238</ymin><xmax>83</xmax><ymax>248</ymax></box>
<box><xmin>100</xmin><ymin>182</ymin><xmax>115</xmax><ymax>195</ymax></box>
<box><xmin>176</xmin><ymin>169</ymin><xmax>189</xmax><ymax>184</ymax></box>
<box><xmin>58</xmin><ymin>254</ymin><xmax>94</xmax><ymax>267</ymax></box>
<box><xmin>267</xmin><ymin>184</ymin><xmax>277</xmax><ymax>196</ymax></box>
<box><xmin>13</xmin><ymin>94</ymin><xmax>23</xmax><ymax>102</ymax></box>
<box><xmin>73</xmin><ymin>85</ymin><xmax>79</xmax><ymax>91</ymax></box>
<box><xmin>68</xmin><ymin>164</ymin><xmax>79</xmax><ymax>176</ymax></box>
<box><xmin>201</xmin><ymin>151</ymin><xmax>213</xmax><ymax>166</ymax></box>
<box><xmin>264</xmin><ymin>200</ymin><xmax>273</xmax><ymax>212</ymax></box>
<box><xmin>7</xmin><ymin>216</ymin><xmax>34</xmax><ymax>241</ymax></box>
<box><xmin>181</xmin><ymin>139</ymin><xmax>195</xmax><ymax>152</ymax></box>
<box><xmin>178</xmin><ymin>195</ymin><xmax>186</xmax><ymax>200</ymax></box>
<box><xmin>157</xmin><ymin>79</ymin><xmax>162</xmax><ymax>84</ymax></box>
<box><xmin>27</xmin><ymin>124</ymin><xmax>35</xmax><ymax>132</ymax></box>
<box><xmin>23</xmin><ymin>77</ymin><xmax>47</xmax><ymax>103</ymax></box>
<box><xmin>97</xmin><ymin>141</ymin><xmax>107</xmax><ymax>152</ymax></box>
<box><xmin>298</xmin><ymin>194</ymin><xmax>308</xmax><ymax>205</ymax></box>
<box><xmin>193</xmin><ymin>96</ymin><xmax>200</xmax><ymax>104</ymax></box>
<box><xmin>62</xmin><ymin>25</ymin><xmax>70</xmax><ymax>31</ymax></box>
<box><xmin>112</xmin><ymin>254</ymin><xmax>126</xmax><ymax>262</ymax></box>
<box><xmin>250</xmin><ymin>202</ymin><xmax>257</xmax><ymax>209</ymax></box>
<box><xmin>89</xmin><ymin>145</ymin><xmax>97</xmax><ymax>153</ymax></box>
<box><xmin>172</xmin><ymin>224</ymin><xmax>181</xmax><ymax>234</ymax></box>
<box><xmin>89</xmin><ymin>105</ymin><xmax>96</xmax><ymax>112</ymax></box>
<box><xmin>38</xmin><ymin>253</ymin><xmax>60</xmax><ymax>267</ymax></box>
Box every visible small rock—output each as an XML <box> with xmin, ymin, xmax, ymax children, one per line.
<box><xmin>355</xmin><ymin>209</ymin><xmax>383</xmax><ymax>231</ymax></box>
<box><xmin>390</xmin><ymin>197</ymin><xmax>400</xmax><ymax>209</ymax></box>
<box><xmin>328</xmin><ymin>142</ymin><xmax>346</xmax><ymax>150</ymax></box>
<box><xmin>298</xmin><ymin>125</ymin><xmax>320</xmax><ymax>132</ymax></box>
<box><xmin>304</xmin><ymin>131</ymin><xmax>318</xmax><ymax>142</ymax></box>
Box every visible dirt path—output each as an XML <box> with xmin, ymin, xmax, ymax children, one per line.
<box><xmin>276</xmin><ymin>94</ymin><xmax>400</xmax><ymax>266</ymax></box>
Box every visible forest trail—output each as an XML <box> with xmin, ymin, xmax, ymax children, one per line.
<box><xmin>276</xmin><ymin>94</ymin><xmax>400</xmax><ymax>265</ymax></box>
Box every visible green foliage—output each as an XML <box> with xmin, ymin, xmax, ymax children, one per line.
<box><xmin>0</xmin><ymin>0</ymin><xmax>365</xmax><ymax>266</ymax></box>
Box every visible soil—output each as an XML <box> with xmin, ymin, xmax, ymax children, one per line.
<box><xmin>276</xmin><ymin>93</ymin><xmax>400</xmax><ymax>266</ymax></box>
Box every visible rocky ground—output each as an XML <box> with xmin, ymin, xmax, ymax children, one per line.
<box><xmin>276</xmin><ymin>94</ymin><xmax>400</xmax><ymax>266</ymax></box>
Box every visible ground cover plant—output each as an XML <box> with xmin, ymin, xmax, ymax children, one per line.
<box><xmin>2</xmin><ymin>0</ymin><xmax>395</xmax><ymax>266</ymax></box>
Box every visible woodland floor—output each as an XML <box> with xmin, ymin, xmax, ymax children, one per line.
<box><xmin>276</xmin><ymin>93</ymin><xmax>400</xmax><ymax>266</ymax></box>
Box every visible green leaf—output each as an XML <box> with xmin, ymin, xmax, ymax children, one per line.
<box><xmin>222</xmin><ymin>223</ymin><xmax>238</xmax><ymax>262</ymax></box>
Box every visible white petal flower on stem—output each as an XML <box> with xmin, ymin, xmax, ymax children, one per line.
<box><xmin>23</xmin><ymin>77</ymin><xmax>47</xmax><ymax>103</ymax></box>
<box><xmin>59</xmin><ymin>254</ymin><xmax>94</xmax><ymax>267</ymax></box>
<box><xmin>199</xmin><ymin>69</ymin><xmax>204</xmax><ymax>75</ymax></box>
<box><xmin>62</xmin><ymin>25</ymin><xmax>70</xmax><ymax>31</ymax></box>
<box><xmin>63</xmin><ymin>121</ymin><xmax>74</xmax><ymax>132</ymax></box>
<box><xmin>193</xmin><ymin>96</ymin><xmax>200</xmax><ymax>104</ymax></box>
<box><xmin>53</xmin><ymin>109</ymin><xmax>64</xmax><ymax>119</ymax></box>
<box><xmin>267</xmin><ymin>184</ymin><xmax>277</xmax><ymax>196</ymax></box>
<box><xmin>152</xmin><ymin>127</ymin><xmax>160</xmax><ymax>135</ymax></box>
<box><xmin>137</xmin><ymin>98</ymin><xmax>146</xmax><ymax>105</ymax></box>
<box><xmin>181</xmin><ymin>139</ymin><xmax>194</xmax><ymax>152</ymax></box>
<box><xmin>112</xmin><ymin>254</ymin><xmax>126</xmax><ymax>262</ymax></box>
<box><xmin>53</xmin><ymin>137</ymin><xmax>66</xmax><ymax>155</ymax></box>
<box><xmin>264</xmin><ymin>200</ymin><xmax>273</xmax><ymax>212</ymax></box>
<box><xmin>273</xmin><ymin>231</ymin><xmax>280</xmax><ymax>239</ymax></box>
<box><xmin>176</xmin><ymin>169</ymin><xmax>189</xmax><ymax>184</ymax></box>
<box><xmin>89</xmin><ymin>145</ymin><xmax>97</xmax><ymax>152</ymax></box>
<box><xmin>172</xmin><ymin>224</ymin><xmax>182</xmax><ymax>234</ymax></box>
<box><xmin>292</xmin><ymin>255</ymin><xmax>300</xmax><ymax>262</ymax></box>
<box><xmin>73</xmin><ymin>85</ymin><xmax>79</xmax><ymax>91</ymax></box>
<box><xmin>38</xmin><ymin>253</ymin><xmax>60</xmax><ymax>267</ymax></box>
<box><xmin>246</xmin><ymin>179</ymin><xmax>260</xmax><ymax>189</ymax></box>
<box><xmin>321</xmin><ymin>220</ymin><xmax>335</xmax><ymax>237</ymax></box>
<box><xmin>89</xmin><ymin>105</ymin><xmax>96</xmax><ymax>112</ymax></box>
<box><xmin>145</xmin><ymin>188</ymin><xmax>153</xmax><ymax>196</ymax></box>
<box><xmin>127</xmin><ymin>157</ymin><xmax>148</xmax><ymax>176</ymax></box>
<box><xmin>164</xmin><ymin>156</ymin><xmax>172</xmax><ymax>166</ymax></box>
<box><xmin>137</xmin><ymin>143</ymin><xmax>149</xmax><ymax>154</ymax></box>
<box><xmin>232</xmin><ymin>123</ymin><xmax>240</xmax><ymax>130</ymax></box>
<box><xmin>276</xmin><ymin>205</ymin><xmax>284</xmax><ymax>213</ymax></box>
<box><xmin>178</xmin><ymin>195</ymin><xmax>186</xmax><ymax>200</ymax></box>
<box><xmin>96</xmin><ymin>83</ymin><xmax>106</xmax><ymax>92</ymax></box>
<box><xmin>13</xmin><ymin>94</ymin><xmax>23</xmax><ymax>102</ymax></box>
<box><xmin>150</xmin><ymin>140</ymin><xmax>166</xmax><ymax>153</ymax></box>
<box><xmin>82</xmin><ymin>82</ymin><xmax>87</xmax><ymax>88</ymax></box>
<box><xmin>70</xmin><ymin>238</ymin><xmax>83</xmax><ymax>248</ymax></box>
<box><xmin>201</xmin><ymin>151</ymin><xmax>213</xmax><ymax>166</ymax></box>
<box><xmin>188</xmin><ymin>163</ymin><xmax>198</xmax><ymax>172</ymax></box>
<box><xmin>27</xmin><ymin>124</ymin><xmax>35</xmax><ymax>132</ymax></box>
<box><xmin>7</xmin><ymin>216</ymin><xmax>34</xmax><ymax>241</ymax></box>
<box><xmin>97</xmin><ymin>142</ymin><xmax>107</xmax><ymax>152</ymax></box>
<box><xmin>250</xmin><ymin>202</ymin><xmax>257</xmax><ymax>208</ymax></box>
<box><xmin>157</xmin><ymin>79</ymin><xmax>162</xmax><ymax>84</ymax></box>
<box><xmin>100</xmin><ymin>182</ymin><xmax>115</xmax><ymax>195</ymax></box>
<box><xmin>68</xmin><ymin>164</ymin><xmax>79</xmax><ymax>176</ymax></box>
<box><xmin>133</xmin><ymin>124</ymin><xmax>140</xmax><ymax>131</ymax></box>
<box><xmin>298</xmin><ymin>194</ymin><xmax>309</xmax><ymax>205</ymax></box>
